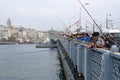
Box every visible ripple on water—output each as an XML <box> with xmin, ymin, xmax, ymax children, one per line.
<box><xmin>0</xmin><ymin>44</ymin><xmax>65</xmax><ymax>80</ymax></box>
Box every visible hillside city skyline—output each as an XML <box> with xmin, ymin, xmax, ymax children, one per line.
<box><xmin>0</xmin><ymin>18</ymin><xmax>49</xmax><ymax>43</ymax></box>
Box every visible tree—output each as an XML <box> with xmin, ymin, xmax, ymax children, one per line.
<box><xmin>1</xmin><ymin>38</ymin><xmax>7</xmax><ymax>42</ymax></box>
<box><xmin>8</xmin><ymin>36</ymin><xmax>16</xmax><ymax>42</ymax></box>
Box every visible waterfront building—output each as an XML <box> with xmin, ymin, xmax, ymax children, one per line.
<box><xmin>34</xmin><ymin>31</ymin><xmax>50</xmax><ymax>43</ymax></box>
<box><xmin>0</xmin><ymin>18</ymin><xmax>49</xmax><ymax>43</ymax></box>
<box><xmin>2</xmin><ymin>28</ymin><xmax>12</xmax><ymax>40</ymax></box>
<box><xmin>0</xmin><ymin>25</ymin><xmax>4</xmax><ymax>40</ymax></box>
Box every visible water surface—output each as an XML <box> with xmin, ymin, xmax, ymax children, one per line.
<box><xmin>0</xmin><ymin>44</ymin><xmax>64</xmax><ymax>80</ymax></box>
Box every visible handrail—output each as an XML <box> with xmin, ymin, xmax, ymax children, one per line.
<box><xmin>58</xmin><ymin>37</ymin><xmax>120</xmax><ymax>80</ymax></box>
<box><xmin>59</xmin><ymin>35</ymin><xmax>88</xmax><ymax>44</ymax></box>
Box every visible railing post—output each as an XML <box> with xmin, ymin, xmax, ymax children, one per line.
<box><xmin>73</xmin><ymin>43</ymin><xmax>77</xmax><ymax>65</ymax></box>
<box><xmin>71</xmin><ymin>42</ymin><xmax>74</xmax><ymax>62</ymax></box>
<box><xmin>90</xmin><ymin>49</ymin><xmax>111</xmax><ymax>80</ymax></box>
<box><xmin>77</xmin><ymin>44</ymin><xmax>82</xmax><ymax>76</ymax></box>
<box><xmin>70</xmin><ymin>41</ymin><xmax>72</xmax><ymax>59</ymax></box>
<box><xmin>111</xmin><ymin>53</ymin><xmax>120</xmax><ymax>80</ymax></box>
<box><xmin>84</xmin><ymin>46</ymin><xmax>87</xmax><ymax>80</ymax></box>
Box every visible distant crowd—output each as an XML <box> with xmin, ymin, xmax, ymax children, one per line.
<box><xmin>65</xmin><ymin>32</ymin><xmax>119</xmax><ymax>52</ymax></box>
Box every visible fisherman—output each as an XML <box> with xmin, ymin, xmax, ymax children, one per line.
<box><xmin>82</xmin><ymin>33</ymin><xmax>91</xmax><ymax>42</ymax></box>
<box><xmin>76</xmin><ymin>33</ymin><xmax>84</xmax><ymax>41</ymax></box>
<box><xmin>106</xmin><ymin>33</ymin><xmax>119</xmax><ymax>52</ymax></box>
<box><xmin>87</xmin><ymin>32</ymin><xmax>105</xmax><ymax>48</ymax></box>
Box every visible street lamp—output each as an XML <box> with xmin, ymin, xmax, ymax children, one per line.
<box><xmin>106</xmin><ymin>14</ymin><xmax>111</xmax><ymax>29</ymax></box>
<box><xmin>79</xmin><ymin>3</ymin><xmax>89</xmax><ymax>30</ymax></box>
<box><xmin>109</xmin><ymin>20</ymin><xmax>113</xmax><ymax>29</ymax></box>
<box><xmin>85</xmin><ymin>21</ymin><xmax>92</xmax><ymax>32</ymax></box>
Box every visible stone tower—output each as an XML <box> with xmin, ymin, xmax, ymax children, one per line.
<box><xmin>7</xmin><ymin>18</ymin><xmax>11</xmax><ymax>27</ymax></box>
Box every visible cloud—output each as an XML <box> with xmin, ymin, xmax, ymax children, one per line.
<box><xmin>0</xmin><ymin>0</ymin><xmax>119</xmax><ymax>31</ymax></box>
<box><xmin>15</xmin><ymin>5</ymin><xmax>55</xmax><ymax>18</ymax></box>
<box><xmin>12</xmin><ymin>0</ymin><xmax>79</xmax><ymax>18</ymax></box>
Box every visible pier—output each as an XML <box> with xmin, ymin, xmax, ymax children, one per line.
<box><xmin>0</xmin><ymin>42</ymin><xmax>16</xmax><ymax>45</ymax></box>
<box><xmin>36</xmin><ymin>43</ymin><xmax>57</xmax><ymax>48</ymax></box>
<box><xmin>57</xmin><ymin>37</ymin><xmax>120</xmax><ymax>80</ymax></box>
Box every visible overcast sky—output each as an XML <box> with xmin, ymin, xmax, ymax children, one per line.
<box><xmin>0</xmin><ymin>0</ymin><xmax>120</xmax><ymax>31</ymax></box>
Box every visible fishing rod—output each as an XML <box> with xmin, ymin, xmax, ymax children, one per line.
<box><xmin>77</xmin><ymin>0</ymin><xmax>120</xmax><ymax>49</ymax></box>
<box><xmin>56</xmin><ymin>17</ymin><xmax>68</xmax><ymax>29</ymax></box>
<box><xmin>38</xmin><ymin>17</ymin><xmax>69</xmax><ymax>36</ymax></box>
<box><xmin>77</xmin><ymin>0</ymin><xmax>102</xmax><ymax>33</ymax></box>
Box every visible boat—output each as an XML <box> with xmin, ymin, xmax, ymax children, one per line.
<box><xmin>0</xmin><ymin>42</ymin><xmax>16</xmax><ymax>45</ymax></box>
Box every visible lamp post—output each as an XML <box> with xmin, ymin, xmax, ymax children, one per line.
<box><xmin>106</xmin><ymin>14</ymin><xmax>111</xmax><ymax>29</ymax></box>
<box><xmin>79</xmin><ymin>3</ymin><xmax>89</xmax><ymax>30</ymax></box>
<box><xmin>85</xmin><ymin>21</ymin><xmax>93</xmax><ymax>32</ymax></box>
<box><xmin>109</xmin><ymin>20</ymin><xmax>113</xmax><ymax>29</ymax></box>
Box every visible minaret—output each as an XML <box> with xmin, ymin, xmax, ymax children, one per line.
<box><xmin>7</xmin><ymin>18</ymin><xmax>11</xmax><ymax>27</ymax></box>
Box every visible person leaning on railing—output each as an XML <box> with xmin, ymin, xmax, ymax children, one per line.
<box><xmin>106</xmin><ymin>33</ymin><xmax>119</xmax><ymax>52</ymax></box>
<box><xmin>87</xmin><ymin>32</ymin><xmax>108</xmax><ymax>49</ymax></box>
<box><xmin>76</xmin><ymin>33</ymin><xmax>91</xmax><ymax>42</ymax></box>
<box><xmin>82</xmin><ymin>33</ymin><xmax>91</xmax><ymax>42</ymax></box>
<box><xmin>67</xmin><ymin>33</ymin><xmax>77</xmax><ymax>41</ymax></box>
<box><xmin>76</xmin><ymin>33</ymin><xmax>84</xmax><ymax>41</ymax></box>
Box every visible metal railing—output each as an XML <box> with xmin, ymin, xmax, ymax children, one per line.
<box><xmin>58</xmin><ymin>37</ymin><xmax>120</xmax><ymax>80</ymax></box>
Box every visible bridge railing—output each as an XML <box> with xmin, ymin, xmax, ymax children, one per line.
<box><xmin>111</xmin><ymin>53</ymin><xmax>120</xmax><ymax>80</ymax></box>
<box><xmin>58</xmin><ymin>37</ymin><xmax>120</xmax><ymax>80</ymax></box>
